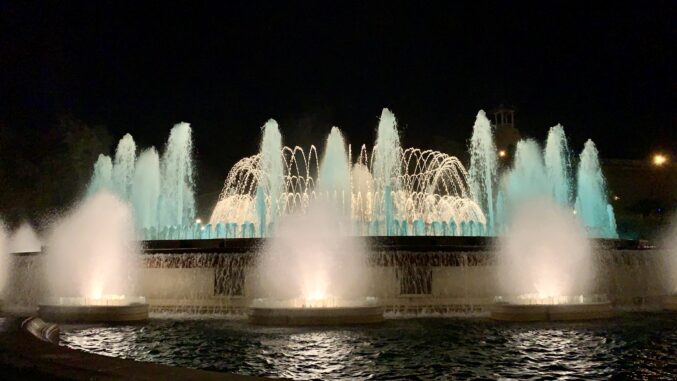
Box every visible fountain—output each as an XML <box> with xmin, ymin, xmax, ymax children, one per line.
<box><xmin>249</xmin><ymin>203</ymin><xmax>383</xmax><ymax>325</ymax></box>
<box><xmin>491</xmin><ymin>198</ymin><xmax>612</xmax><ymax>321</ymax></box>
<box><xmin>38</xmin><ymin>191</ymin><xmax>148</xmax><ymax>323</ymax></box>
<box><xmin>111</xmin><ymin>133</ymin><xmax>137</xmax><ymax>199</ymax></box>
<box><xmin>131</xmin><ymin>148</ymin><xmax>161</xmax><ymax>232</ymax></box>
<box><xmin>210</xmin><ymin>108</ymin><xmax>486</xmax><ymax>237</ymax></box>
<box><xmin>209</xmin><ymin>109</ymin><xmax>617</xmax><ymax>240</ymax></box>
<box><xmin>158</xmin><ymin>122</ymin><xmax>196</xmax><ymax>229</ymax></box>
<box><xmin>248</xmin><ymin>128</ymin><xmax>382</xmax><ymax>325</ymax></box>
<box><xmin>468</xmin><ymin>110</ymin><xmax>498</xmax><ymax>235</ymax></box>
<box><xmin>465</xmin><ymin>113</ymin><xmax>618</xmax><ymax>238</ymax></box>
<box><xmin>544</xmin><ymin>124</ymin><xmax>573</xmax><ymax>207</ymax></box>
<box><xmin>85</xmin><ymin>122</ymin><xmax>197</xmax><ymax>238</ymax></box>
<box><xmin>575</xmin><ymin>139</ymin><xmax>618</xmax><ymax>238</ymax></box>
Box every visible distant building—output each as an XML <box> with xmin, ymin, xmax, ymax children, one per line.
<box><xmin>490</xmin><ymin>104</ymin><xmax>520</xmax><ymax>152</ymax></box>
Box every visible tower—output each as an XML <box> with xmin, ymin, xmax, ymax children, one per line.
<box><xmin>492</xmin><ymin>104</ymin><xmax>520</xmax><ymax>154</ymax></box>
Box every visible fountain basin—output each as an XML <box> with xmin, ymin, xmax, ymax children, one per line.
<box><xmin>38</xmin><ymin>303</ymin><xmax>149</xmax><ymax>323</ymax></box>
<box><xmin>664</xmin><ymin>295</ymin><xmax>677</xmax><ymax>311</ymax></box>
<box><xmin>249</xmin><ymin>305</ymin><xmax>384</xmax><ymax>326</ymax></box>
<box><xmin>490</xmin><ymin>302</ymin><xmax>613</xmax><ymax>322</ymax></box>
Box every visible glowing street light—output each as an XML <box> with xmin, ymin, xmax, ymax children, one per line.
<box><xmin>652</xmin><ymin>153</ymin><xmax>667</xmax><ymax>167</ymax></box>
<box><xmin>195</xmin><ymin>218</ymin><xmax>202</xmax><ymax>224</ymax></box>
<box><xmin>498</xmin><ymin>149</ymin><xmax>507</xmax><ymax>158</ymax></box>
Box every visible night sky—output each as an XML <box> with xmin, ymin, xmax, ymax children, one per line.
<box><xmin>1</xmin><ymin>1</ymin><xmax>674</xmax><ymax>203</ymax></box>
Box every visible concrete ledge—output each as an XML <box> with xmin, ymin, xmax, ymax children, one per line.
<box><xmin>0</xmin><ymin>317</ymin><xmax>269</xmax><ymax>380</ymax></box>
<box><xmin>490</xmin><ymin>302</ymin><xmax>614</xmax><ymax>322</ymax></box>
<box><xmin>249</xmin><ymin>306</ymin><xmax>384</xmax><ymax>326</ymax></box>
<box><xmin>38</xmin><ymin>303</ymin><xmax>149</xmax><ymax>324</ymax></box>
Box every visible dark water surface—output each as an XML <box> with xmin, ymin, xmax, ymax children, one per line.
<box><xmin>60</xmin><ymin>313</ymin><xmax>676</xmax><ymax>380</ymax></box>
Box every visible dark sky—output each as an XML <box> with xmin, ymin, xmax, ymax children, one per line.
<box><xmin>1</xmin><ymin>1</ymin><xmax>675</xmax><ymax>200</ymax></box>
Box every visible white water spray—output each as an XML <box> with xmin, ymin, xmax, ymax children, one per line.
<box><xmin>544</xmin><ymin>124</ymin><xmax>572</xmax><ymax>207</ymax></box>
<box><xmin>132</xmin><ymin>148</ymin><xmax>161</xmax><ymax>230</ymax></box>
<box><xmin>468</xmin><ymin>110</ymin><xmax>497</xmax><ymax>234</ymax></box>
<box><xmin>575</xmin><ymin>139</ymin><xmax>618</xmax><ymax>238</ymax></box>
<box><xmin>8</xmin><ymin>222</ymin><xmax>41</xmax><ymax>253</ymax></box>
<box><xmin>158</xmin><ymin>122</ymin><xmax>196</xmax><ymax>228</ymax></box>
<box><xmin>497</xmin><ymin>198</ymin><xmax>594</xmax><ymax>301</ymax></box>
<box><xmin>112</xmin><ymin>133</ymin><xmax>137</xmax><ymax>199</ymax></box>
<box><xmin>254</xmin><ymin>203</ymin><xmax>371</xmax><ymax>307</ymax></box>
<box><xmin>45</xmin><ymin>191</ymin><xmax>140</xmax><ymax>302</ymax></box>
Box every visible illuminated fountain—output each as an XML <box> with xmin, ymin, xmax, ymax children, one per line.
<box><xmin>249</xmin><ymin>127</ymin><xmax>382</xmax><ymax>325</ymax></box>
<box><xmin>474</xmin><ymin>117</ymin><xmax>617</xmax><ymax>240</ymax></box>
<box><xmin>491</xmin><ymin>198</ymin><xmax>613</xmax><ymax>321</ymax></box>
<box><xmin>211</xmin><ymin>108</ymin><xmax>486</xmax><ymax>237</ymax></box>
<box><xmin>38</xmin><ymin>191</ymin><xmax>148</xmax><ymax>323</ymax></box>
<box><xmin>86</xmin><ymin>122</ymin><xmax>196</xmax><ymax>239</ymax></box>
<box><xmin>209</xmin><ymin>109</ymin><xmax>617</xmax><ymax>239</ymax></box>
<box><xmin>249</xmin><ymin>204</ymin><xmax>382</xmax><ymax>325</ymax></box>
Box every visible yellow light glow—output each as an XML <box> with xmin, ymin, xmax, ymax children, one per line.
<box><xmin>498</xmin><ymin>149</ymin><xmax>507</xmax><ymax>158</ymax></box>
<box><xmin>195</xmin><ymin>218</ymin><xmax>202</xmax><ymax>224</ymax></box>
<box><xmin>653</xmin><ymin>154</ymin><xmax>667</xmax><ymax>166</ymax></box>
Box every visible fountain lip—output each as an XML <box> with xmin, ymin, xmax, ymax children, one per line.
<box><xmin>37</xmin><ymin>297</ymin><xmax>149</xmax><ymax>324</ymax></box>
<box><xmin>250</xmin><ymin>296</ymin><xmax>380</xmax><ymax>309</ymax></box>
<box><xmin>490</xmin><ymin>294</ymin><xmax>614</xmax><ymax>322</ymax></box>
<box><xmin>40</xmin><ymin>295</ymin><xmax>147</xmax><ymax>307</ymax></box>
<box><xmin>493</xmin><ymin>293</ymin><xmax>610</xmax><ymax>306</ymax></box>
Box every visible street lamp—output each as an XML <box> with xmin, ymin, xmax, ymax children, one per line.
<box><xmin>498</xmin><ymin>149</ymin><xmax>507</xmax><ymax>158</ymax></box>
<box><xmin>652</xmin><ymin>153</ymin><xmax>667</xmax><ymax>167</ymax></box>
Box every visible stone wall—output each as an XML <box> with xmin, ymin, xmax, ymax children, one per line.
<box><xmin>5</xmin><ymin>241</ymin><xmax>670</xmax><ymax>316</ymax></box>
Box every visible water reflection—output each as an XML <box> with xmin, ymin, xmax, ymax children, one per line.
<box><xmin>59</xmin><ymin>315</ymin><xmax>677</xmax><ymax>380</ymax></box>
<box><xmin>504</xmin><ymin>327</ymin><xmax>608</xmax><ymax>378</ymax></box>
<box><xmin>260</xmin><ymin>331</ymin><xmax>362</xmax><ymax>379</ymax></box>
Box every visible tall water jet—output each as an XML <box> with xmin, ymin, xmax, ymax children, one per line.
<box><xmin>159</xmin><ymin>122</ymin><xmax>196</xmax><ymax>228</ymax></box>
<box><xmin>111</xmin><ymin>133</ymin><xmax>137</xmax><ymax>199</ymax></box>
<box><xmin>468</xmin><ymin>110</ymin><xmax>497</xmax><ymax>234</ymax></box>
<box><xmin>41</xmin><ymin>190</ymin><xmax>147</xmax><ymax>322</ymax></box>
<box><xmin>544</xmin><ymin>124</ymin><xmax>572</xmax><ymax>207</ymax></box>
<box><xmin>372</xmin><ymin>108</ymin><xmax>402</xmax><ymax>235</ymax></box>
<box><xmin>131</xmin><ymin>148</ymin><xmax>161</xmax><ymax>229</ymax></box>
<box><xmin>503</xmin><ymin>139</ymin><xmax>548</xmax><ymax>209</ymax></box>
<box><xmin>256</xmin><ymin>119</ymin><xmax>284</xmax><ymax>237</ymax></box>
<box><xmin>575</xmin><ymin>139</ymin><xmax>618</xmax><ymax>238</ymax></box>
<box><xmin>8</xmin><ymin>222</ymin><xmax>41</xmax><ymax>253</ymax></box>
<box><xmin>492</xmin><ymin>198</ymin><xmax>611</xmax><ymax>321</ymax></box>
<box><xmin>497</xmin><ymin>198</ymin><xmax>593</xmax><ymax>300</ymax></box>
<box><xmin>45</xmin><ymin>191</ymin><xmax>141</xmax><ymax>300</ymax></box>
<box><xmin>251</xmin><ymin>203</ymin><xmax>381</xmax><ymax>324</ymax></box>
<box><xmin>318</xmin><ymin>127</ymin><xmax>351</xmax><ymax>215</ymax></box>
<box><xmin>351</xmin><ymin>163</ymin><xmax>374</xmax><ymax>224</ymax></box>
<box><xmin>86</xmin><ymin>154</ymin><xmax>113</xmax><ymax>196</ymax></box>
<box><xmin>210</xmin><ymin>108</ymin><xmax>485</xmax><ymax>238</ymax></box>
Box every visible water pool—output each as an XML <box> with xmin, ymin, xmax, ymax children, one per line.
<box><xmin>60</xmin><ymin>313</ymin><xmax>676</xmax><ymax>380</ymax></box>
